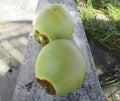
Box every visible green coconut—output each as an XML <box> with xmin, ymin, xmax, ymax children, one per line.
<box><xmin>35</xmin><ymin>39</ymin><xmax>88</xmax><ymax>96</ymax></box>
<box><xmin>33</xmin><ymin>4</ymin><xmax>74</xmax><ymax>46</ymax></box>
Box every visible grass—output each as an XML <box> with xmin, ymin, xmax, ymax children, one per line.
<box><xmin>99</xmin><ymin>65</ymin><xmax>120</xmax><ymax>100</ymax></box>
<box><xmin>99</xmin><ymin>65</ymin><xmax>120</xmax><ymax>87</ymax></box>
<box><xmin>77</xmin><ymin>0</ymin><xmax>120</xmax><ymax>55</ymax></box>
<box><xmin>77</xmin><ymin>0</ymin><xmax>120</xmax><ymax>100</ymax></box>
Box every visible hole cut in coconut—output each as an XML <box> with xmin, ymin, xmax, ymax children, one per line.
<box><xmin>34</xmin><ymin>29</ymin><xmax>49</xmax><ymax>46</ymax></box>
<box><xmin>36</xmin><ymin>77</ymin><xmax>56</xmax><ymax>95</ymax></box>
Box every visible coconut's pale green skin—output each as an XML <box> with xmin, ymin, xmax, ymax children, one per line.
<box><xmin>35</xmin><ymin>39</ymin><xmax>88</xmax><ymax>96</ymax></box>
<box><xmin>33</xmin><ymin>4</ymin><xmax>74</xmax><ymax>45</ymax></box>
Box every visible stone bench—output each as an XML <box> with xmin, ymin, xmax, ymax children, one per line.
<box><xmin>12</xmin><ymin>0</ymin><xmax>105</xmax><ymax>101</ymax></box>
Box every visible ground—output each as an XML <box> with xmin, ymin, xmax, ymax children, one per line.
<box><xmin>0</xmin><ymin>21</ymin><xmax>32</xmax><ymax>101</ymax></box>
<box><xmin>0</xmin><ymin>0</ymin><xmax>36</xmax><ymax>100</ymax></box>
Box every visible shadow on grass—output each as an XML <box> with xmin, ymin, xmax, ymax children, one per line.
<box><xmin>83</xmin><ymin>17</ymin><xmax>120</xmax><ymax>55</ymax></box>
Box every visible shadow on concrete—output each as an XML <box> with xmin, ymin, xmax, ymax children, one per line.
<box><xmin>0</xmin><ymin>20</ymin><xmax>32</xmax><ymax>101</ymax></box>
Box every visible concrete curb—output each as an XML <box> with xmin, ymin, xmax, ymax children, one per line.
<box><xmin>13</xmin><ymin>0</ymin><xmax>105</xmax><ymax>101</ymax></box>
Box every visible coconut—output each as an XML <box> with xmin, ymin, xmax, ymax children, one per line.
<box><xmin>35</xmin><ymin>39</ymin><xmax>88</xmax><ymax>95</ymax></box>
<box><xmin>33</xmin><ymin>4</ymin><xmax>74</xmax><ymax>46</ymax></box>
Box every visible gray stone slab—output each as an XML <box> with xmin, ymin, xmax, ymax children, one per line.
<box><xmin>12</xmin><ymin>0</ymin><xmax>105</xmax><ymax>101</ymax></box>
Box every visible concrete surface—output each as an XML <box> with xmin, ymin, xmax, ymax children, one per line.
<box><xmin>0</xmin><ymin>0</ymin><xmax>38</xmax><ymax>21</ymax></box>
<box><xmin>0</xmin><ymin>21</ymin><xmax>32</xmax><ymax>101</ymax></box>
<box><xmin>12</xmin><ymin>0</ymin><xmax>105</xmax><ymax>101</ymax></box>
<box><xmin>0</xmin><ymin>1</ymin><xmax>37</xmax><ymax>101</ymax></box>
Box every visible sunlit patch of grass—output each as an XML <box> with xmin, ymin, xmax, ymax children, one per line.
<box><xmin>107</xmin><ymin>3</ymin><xmax>120</xmax><ymax>20</ymax></box>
